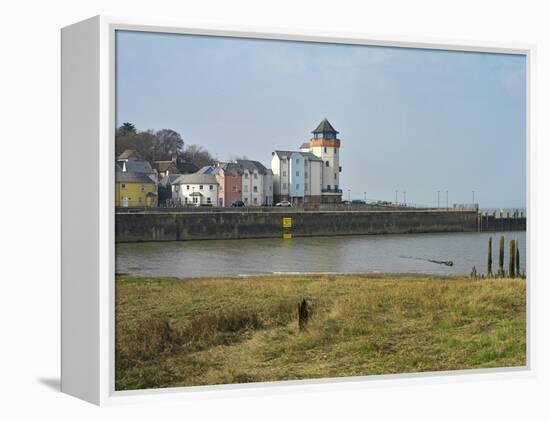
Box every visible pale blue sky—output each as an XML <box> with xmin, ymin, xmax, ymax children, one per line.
<box><xmin>116</xmin><ymin>31</ymin><xmax>526</xmax><ymax>208</ymax></box>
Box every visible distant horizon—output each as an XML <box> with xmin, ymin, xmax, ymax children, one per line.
<box><xmin>116</xmin><ymin>31</ymin><xmax>526</xmax><ymax>209</ymax></box>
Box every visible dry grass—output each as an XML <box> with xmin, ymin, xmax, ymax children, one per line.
<box><xmin>115</xmin><ymin>274</ymin><xmax>526</xmax><ymax>391</ymax></box>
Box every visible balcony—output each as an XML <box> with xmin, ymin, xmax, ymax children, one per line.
<box><xmin>321</xmin><ymin>188</ymin><xmax>343</xmax><ymax>194</ymax></box>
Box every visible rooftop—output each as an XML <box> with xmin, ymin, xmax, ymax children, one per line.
<box><xmin>312</xmin><ymin>118</ymin><xmax>339</xmax><ymax>134</ymax></box>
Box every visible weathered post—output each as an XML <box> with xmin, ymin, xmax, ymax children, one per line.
<box><xmin>509</xmin><ymin>240</ymin><xmax>516</xmax><ymax>278</ymax></box>
<box><xmin>498</xmin><ymin>236</ymin><xmax>505</xmax><ymax>277</ymax></box>
<box><xmin>487</xmin><ymin>237</ymin><xmax>493</xmax><ymax>277</ymax></box>
<box><xmin>298</xmin><ymin>298</ymin><xmax>311</xmax><ymax>331</ymax></box>
<box><xmin>515</xmin><ymin>242</ymin><xmax>521</xmax><ymax>277</ymax></box>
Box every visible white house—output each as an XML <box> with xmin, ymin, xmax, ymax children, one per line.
<box><xmin>171</xmin><ymin>173</ymin><xmax>219</xmax><ymax>206</ymax></box>
<box><xmin>236</xmin><ymin>159</ymin><xmax>274</xmax><ymax>206</ymax></box>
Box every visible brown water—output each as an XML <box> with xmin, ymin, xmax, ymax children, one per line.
<box><xmin>115</xmin><ymin>231</ymin><xmax>527</xmax><ymax>278</ymax></box>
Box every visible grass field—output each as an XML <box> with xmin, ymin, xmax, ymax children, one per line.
<box><xmin>115</xmin><ymin>274</ymin><xmax>526</xmax><ymax>391</ymax></box>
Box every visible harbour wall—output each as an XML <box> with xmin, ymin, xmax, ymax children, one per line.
<box><xmin>115</xmin><ymin>210</ymin><xmax>479</xmax><ymax>243</ymax></box>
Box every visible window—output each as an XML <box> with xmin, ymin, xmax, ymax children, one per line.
<box><xmin>244</xmin><ymin>185</ymin><xmax>249</xmax><ymax>192</ymax></box>
<box><xmin>305</xmin><ymin>185</ymin><xmax>308</xmax><ymax>191</ymax></box>
<box><xmin>334</xmin><ymin>173</ymin><xmax>337</xmax><ymax>180</ymax></box>
<box><xmin>324</xmin><ymin>147</ymin><xmax>327</xmax><ymax>153</ymax></box>
<box><xmin>244</xmin><ymin>173</ymin><xmax>249</xmax><ymax>179</ymax></box>
<box><xmin>232</xmin><ymin>185</ymin><xmax>238</xmax><ymax>192</ymax></box>
<box><xmin>305</xmin><ymin>172</ymin><xmax>308</xmax><ymax>179</ymax></box>
<box><xmin>327</xmin><ymin>185</ymin><xmax>331</xmax><ymax>190</ymax></box>
<box><xmin>282</xmin><ymin>183</ymin><xmax>287</xmax><ymax>190</ymax></box>
<box><xmin>207</xmin><ymin>197</ymin><xmax>211</xmax><ymax>204</ymax></box>
<box><xmin>269</xmin><ymin>185</ymin><xmax>272</xmax><ymax>191</ymax></box>
<box><xmin>121</xmin><ymin>183</ymin><xmax>126</xmax><ymax>188</ymax></box>
<box><xmin>253</xmin><ymin>186</ymin><xmax>258</xmax><ymax>192</ymax></box>
<box><xmin>199</xmin><ymin>185</ymin><xmax>204</xmax><ymax>190</ymax></box>
<box><xmin>281</xmin><ymin>159</ymin><xmax>287</xmax><ymax>164</ymax></box>
<box><xmin>209</xmin><ymin>185</ymin><xmax>213</xmax><ymax>190</ymax></box>
<box><xmin>138</xmin><ymin>197</ymin><xmax>143</xmax><ymax>203</ymax></box>
<box><xmin>334</xmin><ymin>148</ymin><xmax>337</xmax><ymax>154</ymax></box>
<box><xmin>186</xmin><ymin>185</ymin><xmax>190</xmax><ymax>190</ymax></box>
<box><xmin>296</xmin><ymin>171</ymin><xmax>299</xmax><ymax>176</ymax></box>
<box><xmin>282</xmin><ymin>171</ymin><xmax>287</xmax><ymax>177</ymax></box>
<box><xmin>244</xmin><ymin>197</ymin><xmax>248</xmax><ymax>203</ymax></box>
<box><xmin>253</xmin><ymin>197</ymin><xmax>257</xmax><ymax>204</ymax></box>
<box><xmin>254</xmin><ymin>173</ymin><xmax>258</xmax><ymax>179</ymax></box>
<box><xmin>296</xmin><ymin>184</ymin><xmax>300</xmax><ymax>190</ymax></box>
<box><xmin>325</xmin><ymin>161</ymin><xmax>329</xmax><ymax>167</ymax></box>
<box><xmin>141</xmin><ymin>184</ymin><xmax>146</xmax><ymax>192</ymax></box>
<box><xmin>192</xmin><ymin>197</ymin><xmax>198</xmax><ymax>204</ymax></box>
<box><xmin>296</xmin><ymin>158</ymin><xmax>300</xmax><ymax>164</ymax></box>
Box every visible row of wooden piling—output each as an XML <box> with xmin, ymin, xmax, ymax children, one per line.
<box><xmin>476</xmin><ymin>236</ymin><xmax>523</xmax><ymax>278</ymax></box>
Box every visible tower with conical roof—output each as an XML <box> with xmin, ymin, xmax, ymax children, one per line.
<box><xmin>304</xmin><ymin>118</ymin><xmax>342</xmax><ymax>203</ymax></box>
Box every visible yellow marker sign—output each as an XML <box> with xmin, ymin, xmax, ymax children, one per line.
<box><xmin>283</xmin><ymin>233</ymin><xmax>292</xmax><ymax>240</ymax></box>
<box><xmin>283</xmin><ymin>217</ymin><xmax>292</xmax><ymax>228</ymax></box>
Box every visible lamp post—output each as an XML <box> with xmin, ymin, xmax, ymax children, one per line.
<box><xmin>437</xmin><ymin>190</ymin><xmax>440</xmax><ymax>209</ymax></box>
<box><xmin>395</xmin><ymin>190</ymin><xmax>398</xmax><ymax>205</ymax></box>
<box><xmin>472</xmin><ymin>190</ymin><xmax>475</xmax><ymax>207</ymax></box>
<box><xmin>364</xmin><ymin>191</ymin><xmax>366</xmax><ymax>203</ymax></box>
<box><xmin>446</xmin><ymin>190</ymin><xmax>448</xmax><ymax>210</ymax></box>
<box><xmin>348</xmin><ymin>189</ymin><xmax>351</xmax><ymax>202</ymax></box>
<box><xmin>403</xmin><ymin>191</ymin><xmax>406</xmax><ymax>207</ymax></box>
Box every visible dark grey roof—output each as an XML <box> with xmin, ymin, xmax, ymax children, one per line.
<box><xmin>158</xmin><ymin>174</ymin><xmax>180</xmax><ymax>187</ymax></box>
<box><xmin>215</xmin><ymin>162</ymin><xmax>244</xmax><ymax>176</ymax></box>
<box><xmin>312</xmin><ymin>118</ymin><xmax>338</xmax><ymax>134</ymax></box>
<box><xmin>123</xmin><ymin>159</ymin><xmax>155</xmax><ymax>174</ymax></box>
<box><xmin>173</xmin><ymin>173</ymin><xmax>218</xmax><ymax>185</ymax></box>
<box><xmin>115</xmin><ymin>171</ymin><xmax>155</xmax><ymax>184</ymax></box>
<box><xmin>175</xmin><ymin>160</ymin><xmax>199</xmax><ymax>174</ymax></box>
<box><xmin>235</xmin><ymin>159</ymin><xmax>268</xmax><ymax>175</ymax></box>
<box><xmin>272</xmin><ymin>150</ymin><xmax>322</xmax><ymax>162</ymax></box>
<box><xmin>153</xmin><ymin>161</ymin><xmax>178</xmax><ymax>172</ymax></box>
<box><xmin>300</xmin><ymin>142</ymin><xmax>311</xmax><ymax>149</ymax></box>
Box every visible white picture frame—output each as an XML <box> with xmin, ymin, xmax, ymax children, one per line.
<box><xmin>61</xmin><ymin>15</ymin><xmax>536</xmax><ymax>405</ymax></box>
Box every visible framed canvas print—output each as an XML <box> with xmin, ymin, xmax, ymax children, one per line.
<box><xmin>61</xmin><ymin>16</ymin><xmax>534</xmax><ymax>405</ymax></box>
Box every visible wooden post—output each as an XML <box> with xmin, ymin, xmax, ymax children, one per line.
<box><xmin>498</xmin><ymin>236</ymin><xmax>505</xmax><ymax>276</ymax></box>
<box><xmin>298</xmin><ymin>298</ymin><xmax>311</xmax><ymax>331</ymax></box>
<box><xmin>487</xmin><ymin>237</ymin><xmax>493</xmax><ymax>277</ymax></box>
<box><xmin>509</xmin><ymin>240</ymin><xmax>516</xmax><ymax>278</ymax></box>
<box><xmin>515</xmin><ymin>242</ymin><xmax>521</xmax><ymax>277</ymax></box>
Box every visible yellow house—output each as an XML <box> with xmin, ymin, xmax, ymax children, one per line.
<box><xmin>115</xmin><ymin>171</ymin><xmax>157</xmax><ymax>207</ymax></box>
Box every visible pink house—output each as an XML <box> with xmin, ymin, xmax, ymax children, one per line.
<box><xmin>214</xmin><ymin>163</ymin><xmax>243</xmax><ymax>207</ymax></box>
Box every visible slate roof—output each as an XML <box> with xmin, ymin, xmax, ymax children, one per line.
<box><xmin>115</xmin><ymin>171</ymin><xmax>155</xmax><ymax>184</ymax></box>
<box><xmin>235</xmin><ymin>159</ymin><xmax>269</xmax><ymax>175</ymax></box>
<box><xmin>123</xmin><ymin>159</ymin><xmax>155</xmax><ymax>174</ymax></box>
<box><xmin>300</xmin><ymin>142</ymin><xmax>311</xmax><ymax>149</ymax></box>
<box><xmin>175</xmin><ymin>160</ymin><xmax>199</xmax><ymax>174</ymax></box>
<box><xmin>153</xmin><ymin>161</ymin><xmax>178</xmax><ymax>172</ymax></box>
<box><xmin>214</xmin><ymin>162</ymin><xmax>244</xmax><ymax>176</ymax></box>
<box><xmin>312</xmin><ymin>118</ymin><xmax>338</xmax><ymax>134</ymax></box>
<box><xmin>173</xmin><ymin>173</ymin><xmax>218</xmax><ymax>185</ymax></box>
<box><xmin>158</xmin><ymin>174</ymin><xmax>180</xmax><ymax>187</ymax></box>
<box><xmin>272</xmin><ymin>150</ymin><xmax>322</xmax><ymax>161</ymax></box>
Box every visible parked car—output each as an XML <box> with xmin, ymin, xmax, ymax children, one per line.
<box><xmin>231</xmin><ymin>201</ymin><xmax>246</xmax><ymax>207</ymax></box>
<box><xmin>341</xmin><ymin>200</ymin><xmax>351</xmax><ymax>205</ymax></box>
<box><xmin>351</xmin><ymin>199</ymin><xmax>366</xmax><ymax>204</ymax></box>
<box><xmin>275</xmin><ymin>201</ymin><xmax>292</xmax><ymax>207</ymax></box>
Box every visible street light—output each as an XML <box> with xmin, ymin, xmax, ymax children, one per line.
<box><xmin>472</xmin><ymin>190</ymin><xmax>475</xmax><ymax>206</ymax></box>
<box><xmin>403</xmin><ymin>191</ymin><xmax>406</xmax><ymax>207</ymax></box>
<box><xmin>437</xmin><ymin>190</ymin><xmax>440</xmax><ymax>208</ymax></box>
<box><xmin>395</xmin><ymin>190</ymin><xmax>398</xmax><ymax>205</ymax></box>
<box><xmin>348</xmin><ymin>189</ymin><xmax>351</xmax><ymax>202</ymax></box>
<box><xmin>364</xmin><ymin>191</ymin><xmax>366</xmax><ymax>203</ymax></box>
<box><xmin>446</xmin><ymin>190</ymin><xmax>448</xmax><ymax>209</ymax></box>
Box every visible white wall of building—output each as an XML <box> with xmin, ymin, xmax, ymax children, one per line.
<box><xmin>172</xmin><ymin>182</ymin><xmax>219</xmax><ymax>206</ymax></box>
